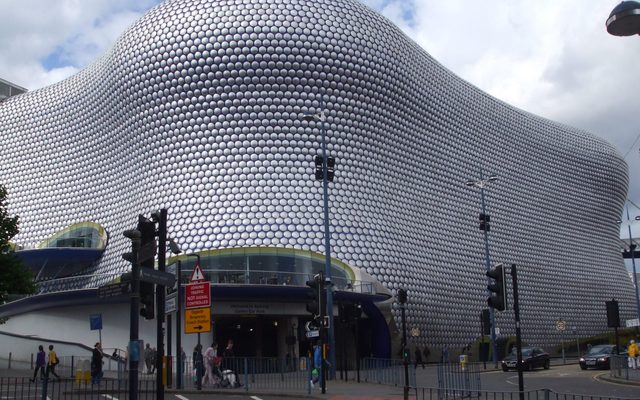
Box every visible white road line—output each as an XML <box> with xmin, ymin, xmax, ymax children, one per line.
<box><xmin>250</xmin><ymin>396</ymin><xmax>263</xmax><ymax>400</ymax></box>
<box><xmin>101</xmin><ymin>394</ymin><xmax>118</xmax><ymax>400</ymax></box>
<box><xmin>175</xmin><ymin>395</ymin><xmax>190</xmax><ymax>400</ymax></box>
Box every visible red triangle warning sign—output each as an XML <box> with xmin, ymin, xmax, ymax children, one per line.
<box><xmin>189</xmin><ymin>263</ymin><xmax>206</xmax><ymax>283</ymax></box>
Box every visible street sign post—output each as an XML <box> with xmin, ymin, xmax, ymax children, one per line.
<box><xmin>166</xmin><ymin>263</ymin><xmax>177</xmax><ymax>294</ymax></box>
<box><xmin>185</xmin><ymin>307</ymin><xmax>211</xmax><ymax>334</ymax></box>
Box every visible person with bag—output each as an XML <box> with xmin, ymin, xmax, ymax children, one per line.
<box><xmin>30</xmin><ymin>345</ymin><xmax>46</xmax><ymax>382</ymax></box>
<box><xmin>91</xmin><ymin>342</ymin><xmax>104</xmax><ymax>385</ymax></box>
<box><xmin>202</xmin><ymin>343</ymin><xmax>218</xmax><ymax>387</ymax></box>
<box><xmin>46</xmin><ymin>344</ymin><xmax>60</xmax><ymax>380</ymax></box>
<box><xmin>192</xmin><ymin>344</ymin><xmax>204</xmax><ymax>390</ymax></box>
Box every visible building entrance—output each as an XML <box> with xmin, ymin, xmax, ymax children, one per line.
<box><xmin>213</xmin><ymin>315</ymin><xmax>281</xmax><ymax>358</ymax></box>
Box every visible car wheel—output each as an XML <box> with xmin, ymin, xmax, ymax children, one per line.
<box><xmin>544</xmin><ymin>360</ymin><xmax>550</xmax><ymax>370</ymax></box>
<box><xmin>502</xmin><ymin>365</ymin><xmax>508</xmax><ymax>372</ymax></box>
<box><xmin>526</xmin><ymin>362</ymin><xmax>533</xmax><ymax>371</ymax></box>
<box><xmin>580</xmin><ymin>365</ymin><xmax>587</xmax><ymax>370</ymax></box>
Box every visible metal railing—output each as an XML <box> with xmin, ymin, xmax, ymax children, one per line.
<box><xmin>360</xmin><ymin>357</ymin><xmax>416</xmax><ymax>386</ymax></box>
<box><xmin>0</xmin><ymin>377</ymin><xmax>156</xmax><ymax>400</ymax></box>
<box><xmin>437</xmin><ymin>361</ymin><xmax>481</xmax><ymax>399</ymax></box>
<box><xmin>610</xmin><ymin>354</ymin><xmax>640</xmax><ymax>381</ymax></box>
<box><xmin>413</xmin><ymin>387</ymin><xmax>639</xmax><ymax>400</ymax></box>
<box><xmin>175</xmin><ymin>356</ymin><xmax>312</xmax><ymax>392</ymax></box>
<box><xmin>32</xmin><ymin>270</ymin><xmax>375</xmax><ymax>295</ymax></box>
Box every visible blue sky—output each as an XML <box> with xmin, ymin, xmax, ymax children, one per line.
<box><xmin>1</xmin><ymin>0</ymin><xmax>640</xmax><ymax>239</ymax></box>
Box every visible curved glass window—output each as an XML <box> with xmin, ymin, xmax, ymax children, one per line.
<box><xmin>168</xmin><ymin>247</ymin><xmax>355</xmax><ymax>289</ymax></box>
<box><xmin>36</xmin><ymin>222</ymin><xmax>108</xmax><ymax>250</ymax></box>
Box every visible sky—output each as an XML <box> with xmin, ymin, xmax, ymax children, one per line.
<box><xmin>1</xmin><ymin>0</ymin><xmax>640</xmax><ymax>236</ymax></box>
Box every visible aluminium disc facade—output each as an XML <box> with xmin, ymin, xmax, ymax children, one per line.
<box><xmin>0</xmin><ymin>0</ymin><xmax>635</xmax><ymax>349</ymax></box>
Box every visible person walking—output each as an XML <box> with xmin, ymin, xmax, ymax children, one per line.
<box><xmin>46</xmin><ymin>345</ymin><xmax>60</xmax><ymax>380</ymax></box>
<box><xmin>143</xmin><ymin>343</ymin><xmax>153</xmax><ymax>374</ymax></box>
<box><xmin>192</xmin><ymin>344</ymin><xmax>204</xmax><ymax>390</ymax></box>
<box><xmin>202</xmin><ymin>343</ymin><xmax>218</xmax><ymax>387</ymax></box>
<box><xmin>628</xmin><ymin>340</ymin><xmax>639</xmax><ymax>369</ymax></box>
<box><xmin>414</xmin><ymin>347</ymin><xmax>425</xmax><ymax>369</ymax></box>
<box><xmin>91</xmin><ymin>342</ymin><xmax>104</xmax><ymax>385</ymax></box>
<box><xmin>31</xmin><ymin>345</ymin><xmax>46</xmax><ymax>382</ymax></box>
<box><xmin>423</xmin><ymin>346</ymin><xmax>431</xmax><ymax>363</ymax></box>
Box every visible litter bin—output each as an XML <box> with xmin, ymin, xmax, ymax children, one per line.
<box><xmin>75</xmin><ymin>359</ymin><xmax>91</xmax><ymax>385</ymax></box>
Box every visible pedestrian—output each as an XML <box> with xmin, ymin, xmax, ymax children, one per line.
<box><xmin>423</xmin><ymin>346</ymin><xmax>430</xmax><ymax>363</ymax></box>
<box><xmin>151</xmin><ymin>347</ymin><xmax>157</xmax><ymax>373</ymax></box>
<box><xmin>192</xmin><ymin>344</ymin><xmax>204</xmax><ymax>390</ymax></box>
<box><xmin>143</xmin><ymin>343</ymin><xmax>153</xmax><ymax>374</ymax></box>
<box><xmin>414</xmin><ymin>347</ymin><xmax>425</xmax><ymax>369</ymax></box>
<box><xmin>441</xmin><ymin>345</ymin><xmax>449</xmax><ymax>363</ymax></box>
<box><xmin>310</xmin><ymin>343</ymin><xmax>322</xmax><ymax>388</ymax></box>
<box><xmin>91</xmin><ymin>342</ymin><xmax>104</xmax><ymax>385</ymax></box>
<box><xmin>628</xmin><ymin>340</ymin><xmax>639</xmax><ymax>369</ymax></box>
<box><xmin>31</xmin><ymin>345</ymin><xmax>46</xmax><ymax>382</ymax></box>
<box><xmin>46</xmin><ymin>344</ymin><xmax>60</xmax><ymax>380</ymax></box>
<box><xmin>222</xmin><ymin>339</ymin><xmax>241</xmax><ymax>387</ymax></box>
<box><xmin>202</xmin><ymin>343</ymin><xmax>218</xmax><ymax>387</ymax></box>
<box><xmin>181</xmin><ymin>347</ymin><xmax>187</xmax><ymax>376</ymax></box>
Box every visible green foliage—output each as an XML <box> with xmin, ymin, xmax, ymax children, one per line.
<box><xmin>0</xmin><ymin>184</ymin><xmax>35</xmax><ymax>305</ymax></box>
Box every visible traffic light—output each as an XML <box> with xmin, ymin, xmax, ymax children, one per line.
<box><xmin>398</xmin><ymin>288</ymin><xmax>407</xmax><ymax>304</ymax></box>
<box><xmin>487</xmin><ymin>263</ymin><xmax>506</xmax><ymax>311</ymax></box>
<box><xmin>606</xmin><ymin>299</ymin><xmax>620</xmax><ymax>328</ymax></box>
<box><xmin>479</xmin><ymin>213</ymin><xmax>490</xmax><ymax>231</ymax></box>
<box><xmin>314</xmin><ymin>156</ymin><xmax>323</xmax><ymax>180</ymax></box>
<box><xmin>481</xmin><ymin>308</ymin><xmax>491</xmax><ymax>335</ymax></box>
<box><xmin>306</xmin><ymin>272</ymin><xmax>324</xmax><ymax>326</ymax></box>
<box><xmin>138</xmin><ymin>215</ymin><xmax>157</xmax><ymax>320</ymax></box>
<box><xmin>326</xmin><ymin>156</ymin><xmax>335</xmax><ymax>182</ymax></box>
<box><xmin>314</xmin><ymin>156</ymin><xmax>335</xmax><ymax>182</ymax></box>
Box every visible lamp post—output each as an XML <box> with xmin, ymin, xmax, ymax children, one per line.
<box><xmin>624</xmin><ymin>206</ymin><xmax>640</xmax><ymax>324</ymax></box>
<box><xmin>303</xmin><ymin>95</ymin><xmax>336</xmax><ymax>379</ymax></box>
<box><xmin>466</xmin><ymin>171</ymin><xmax>498</xmax><ymax>368</ymax></box>
<box><xmin>606</xmin><ymin>1</ymin><xmax>640</xmax><ymax>36</ymax></box>
<box><xmin>168</xmin><ymin>240</ymin><xmax>183</xmax><ymax>389</ymax></box>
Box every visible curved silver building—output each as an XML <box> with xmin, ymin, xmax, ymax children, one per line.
<box><xmin>0</xmin><ymin>0</ymin><xmax>635</xmax><ymax>355</ymax></box>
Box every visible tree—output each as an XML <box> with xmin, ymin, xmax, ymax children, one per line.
<box><xmin>0</xmin><ymin>184</ymin><xmax>35</xmax><ymax>305</ymax></box>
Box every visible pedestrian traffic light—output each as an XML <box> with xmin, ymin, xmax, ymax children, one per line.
<box><xmin>138</xmin><ymin>215</ymin><xmax>157</xmax><ymax>320</ymax></box>
<box><xmin>487</xmin><ymin>263</ymin><xmax>506</xmax><ymax>311</ymax></box>
<box><xmin>479</xmin><ymin>213</ymin><xmax>490</xmax><ymax>231</ymax></box>
<box><xmin>398</xmin><ymin>288</ymin><xmax>407</xmax><ymax>304</ymax></box>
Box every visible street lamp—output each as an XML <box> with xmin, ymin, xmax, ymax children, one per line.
<box><xmin>168</xmin><ymin>239</ymin><xmax>183</xmax><ymax>389</ymax></box>
<box><xmin>606</xmin><ymin>1</ymin><xmax>640</xmax><ymax>36</ymax></box>
<box><xmin>623</xmin><ymin>206</ymin><xmax>640</xmax><ymax>325</ymax></box>
<box><xmin>465</xmin><ymin>172</ymin><xmax>499</xmax><ymax>368</ymax></box>
<box><xmin>303</xmin><ymin>95</ymin><xmax>336</xmax><ymax>378</ymax></box>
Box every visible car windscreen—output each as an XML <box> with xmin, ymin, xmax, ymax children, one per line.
<box><xmin>511</xmin><ymin>348</ymin><xmax>533</xmax><ymax>356</ymax></box>
<box><xmin>587</xmin><ymin>346</ymin><xmax>612</xmax><ymax>355</ymax></box>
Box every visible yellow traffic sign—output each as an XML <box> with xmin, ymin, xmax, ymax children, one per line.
<box><xmin>185</xmin><ymin>307</ymin><xmax>211</xmax><ymax>334</ymax></box>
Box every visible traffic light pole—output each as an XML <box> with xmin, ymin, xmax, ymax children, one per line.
<box><xmin>510</xmin><ymin>264</ymin><xmax>524</xmax><ymax>400</ymax></box>
<box><xmin>479</xmin><ymin>183</ymin><xmax>498</xmax><ymax>369</ymax></box>
<box><xmin>401</xmin><ymin>301</ymin><xmax>409</xmax><ymax>400</ymax></box>
<box><xmin>155</xmin><ymin>209</ymin><xmax>167</xmax><ymax>400</ymax></box>
<box><xmin>123</xmin><ymin>230</ymin><xmax>141</xmax><ymax>400</ymax></box>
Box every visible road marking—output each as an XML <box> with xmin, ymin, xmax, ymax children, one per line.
<box><xmin>102</xmin><ymin>395</ymin><xmax>118</xmax><ymax>400</ymax></box>
<box><xmin>250</xmin><ymin>397</ymin><xmax>263</xmax><ymax>400</ymax></box>
<box><xmin>175</xmin><ymin>395</ymin><xmax>190</xmax><ymax>400</ymax></box>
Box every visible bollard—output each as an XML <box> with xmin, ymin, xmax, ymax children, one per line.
<box><xmin>8</xmin><ymin>352</ymin><xmax>11</xmax><ymax>369</ymax></box>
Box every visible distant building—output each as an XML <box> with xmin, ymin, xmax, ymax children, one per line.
<box><xmin>0</xmin><ymin>78</ymin><xmax>26</xmax><ymax>101</ymax></box>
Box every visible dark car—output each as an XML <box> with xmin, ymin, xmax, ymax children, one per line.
<box><xmin>579</xmin><ymin>344</ymin><xmax>621</xmax><ymax>370</ymax></box>
<box><xmin>501</xmin><ymin>347</ymin><xmax>550</xmax><ymax>372</ymax></box>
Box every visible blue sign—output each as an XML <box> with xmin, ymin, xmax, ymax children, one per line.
<box><xmin>128</xmin><ymin>340</ymin><xmax>143</xmax><ymax>362</ymax></box>
<box><xmin>89</xmin><ymin>314</ymin><xmax>103</xmax><ymax>331</ymax></box>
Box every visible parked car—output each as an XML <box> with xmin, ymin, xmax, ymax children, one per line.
<box><xmin>579</xmin><ymin>344</ymin><xmax>621</xmax><ymax>370</ymax></box>
<box><xmin>501</xmin><ymin>347</ymin><xmax>550</xmax><ymax>371</ymax></box>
